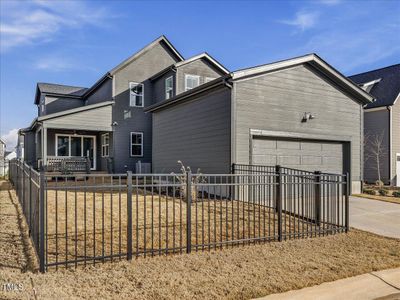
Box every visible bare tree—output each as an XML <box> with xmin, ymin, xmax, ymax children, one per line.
<box><xmin>364</xmin><ymin>131</ymin><xmax>387</xmax><ymax>184</ymax></box>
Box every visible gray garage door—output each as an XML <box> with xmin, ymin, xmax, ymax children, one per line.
<box><xmin>252</xmin><ymin>137</ymin><xmax>344</xmax><ymax>174</ymax></box>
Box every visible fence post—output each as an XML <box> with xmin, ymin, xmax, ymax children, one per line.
<box><xmin>275</xmin><ymin>165</ymin><xmax>282</xmax><ymax>242</ymax></box>
<box><xmin>314</xmin><ymin>171</ymin><xmax>321</xmax><ymax>226</ymax></box>
<box><xmin>127</xmin><ymin>171</ymin><xmax>133</xmax><ymax>260</ymax></box>
<box><xmin>39</xmin><ymin>169</ymin><xmax>45</xmax><ymax>273</ymax></box>
<box><xmin>345</xmin><ymin>172</ymin><xmax>350</xmax><ymax>233</ymax></box>
<box><xmin>186</xmin><ymin>171</ymin><xmax>192</xmax><ymax>253</ymax></box>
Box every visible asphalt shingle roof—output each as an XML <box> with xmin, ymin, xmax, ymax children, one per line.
<box><xmin>37</xmin><ymin>83</ymin><xmax>88</xmax><ymax>97</ymax></box>
<box><xmin>349</xmin><ymin>64</ymin><xmax>400</xmax><ymax>109</ymax></box>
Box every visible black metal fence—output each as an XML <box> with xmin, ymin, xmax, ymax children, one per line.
<box><xmin>8</xmin><ymin>160</ymin><xmax>349</xmax><ymax>272</ymax></box>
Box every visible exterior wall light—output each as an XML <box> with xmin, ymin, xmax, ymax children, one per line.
<box><xmin>302</xmin><ymin>112</ymin><xmax>316</xmax><ymax>122</ymax></box>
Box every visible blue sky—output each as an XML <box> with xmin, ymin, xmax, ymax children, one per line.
<box><xmin>1</xmin><ymin>0</ymin><xmax>399</xmax><ymax>150</ymax></box>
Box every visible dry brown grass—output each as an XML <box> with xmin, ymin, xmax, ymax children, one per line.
<box><xmin>1</xmin><ymin>180</ymin><xmax>400</xmax><ymax>299</ymax></box>
<box><xmin>46</xmin><ymin>189</ymin><xmax>317</xmax><ymax>267</ymax></box>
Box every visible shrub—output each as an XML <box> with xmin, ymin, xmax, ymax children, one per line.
<box><xmin>392</xmin><ymin>191</ymin><xmax>400</xmax><ymax>198</ymax></box>
<box><xmin>363</xmin><ymin>189</ymin><xmax>376</xmax><ymax>195</ymax></box>
<box><xmin>375</xmin><ymin>180</ymin><xmax>384</xmax><ymax>187</ymax></box>
<box><xmin>378</xmin><ymin>189</ymin><xmax>389</xmax><ymax>196</ymax></box>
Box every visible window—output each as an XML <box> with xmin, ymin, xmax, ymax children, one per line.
<box><xmin>130</xmin><ymin>132</ymin><xmax>143</xmax><ymax>157</ymax></box>
<box><xmin>185</xmin><ymin>74</ymin><xmax>200</xmax><ymax>91</ymax></box>
<box><xmin>205</xmin><ymin>77</ymin><xmax>216</xmax><ymax>83</ymax></box>
<box><xmin>129</xmin><ymin>82</ymin><xmax>144</xmax><ymax>107</ymax></box>
<box><xmin>165</xmin><ymin>76</ymin><xmax>173</xmax><ymax>99</ymax></box>
<box><xmin>57</xmin><ymin>136</ymin><xmax>70</xmax><ymax>156</ymax></box>
<box><xmin>101</xmin><ymin>133</ymin><xmax>109</xmax><ymax>157</ymax></box>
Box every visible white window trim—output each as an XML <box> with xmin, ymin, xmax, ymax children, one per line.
<box><xmin>129</xmin><ymin>82</ymin><xmax>144</xmax><ymax>107</ymax></box>
<box><xmin>130</xmin><ymin>132</ymin><xmax>143</xmax><ymax>157</ymax></box>
<box><xmin>165</xmin><ymin>76</ymin><xmax>173</xmax><ymax>99</ymax></box>
<box><xmin>101</xmin><ymin>133</ymin><xmax>109</xmax><ymax>157</ymax></box>
<box><xmin>185</xmin><ymin>74</ymin><xmax>200</xmax><ymax>91</ymax></box>
<box><xmin>55</xmin><ymin>134</ymin><xmax>97</xmax><ymax>170</ymax></box>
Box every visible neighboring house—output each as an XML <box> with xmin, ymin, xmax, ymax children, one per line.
<box><xmin>19</xmin><ymin>36</ymin><xmax>228</xmax><ymax>173</ymax></box>
<box><xmin>18</xmin><ymin>36</ymin><xmax>374</xmax><ymax>193</ymax></box>
<box><xmin>146</xmin><ymin>54</ymin><xmax>374</xmax><ymax>194</ymax></box>
<box><xmin>0</xmin><ymin>138</ymin><xmax>7</xmax><ymax>176</ymax></box>
<box><xmin>0</xmin><ymin>138</ymin><xmax>5</xmax><ymax>159</ymax></box>
<box><xmin>349</xmin><ymin>64</ymin><xmax>400</xmax><ymax>186</ymax></box>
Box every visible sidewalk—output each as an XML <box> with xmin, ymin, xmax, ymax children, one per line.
<box><xmin>258</xmin><ymin>268</ymin><xmax>400</xmax><ymax>300</ymax></box>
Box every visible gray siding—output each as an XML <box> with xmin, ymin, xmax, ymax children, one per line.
<box><xmin>364</xmin><ymin>109</ymin><xmax>390</xmax><ymax>183</ymax></box>
<box><xmin>176</xmin><ymin>58</ymin><xmax>225</xmax><ymax>94</ymax></box>
<box><xmin>44</xmin><ymin>96</ymin><xmax>84</xmax><ymax>115</ymax></box>
<box><xmin>233</xmin><ymin>64</ymin><xmax>363</xmax><ymax>191</ymax></box>
<box><xmin>112</xmin><ymin>41</ymin><xmax>181</xmax><ymax>172</ymax></box>
<box><xmin>392</xmin><ymin>101</ymin><xmax>400</xmax><ymax>185</ymax></box>
<box><xmin>85</xmin><ymin>78</ymin><xmax>112</xmax><ymax>105</ymax></box>
<box><xmin>44</xmin><ymin>105</ymin><xmax>112</xmax><ymax>131</ymax></box>
<box><xmin>152</xmin><ymin>87</ymin><xmax>231</xmax><ymax>174</ymax></box>
<box><xmin>151</xmin><ymin>70</ymin><xmax>176</xmax><ymax>104</ymax></box>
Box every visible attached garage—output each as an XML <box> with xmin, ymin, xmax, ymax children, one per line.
<box><xmin>147</xmin><ymin>54</ymin><xmax>374</xmax><ymax>194</ymax></box>
<box><xmin>251</xmin><ymin>137</ymin><xmax>346</xmax><ymax>174</ymax></box>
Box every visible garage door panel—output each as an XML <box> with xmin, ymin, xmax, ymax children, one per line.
<box><xmin>301</xmin><ymin>142</ymin><xmax>322</xmax><ymax>151</ymax></box>
<box><xmin>277</xmin><ymin>140</ymin><xmax>300</xmax><ymax>150</ymax></box>
<box><xmin>253</xmin><ymin>154</ymin><xmax>277</xmax><ymax>165</ymax></box>
<box><xmin>278</xmin><ymin>155</ymin><xmax>301</xmax><ymax>165</ymax></box>
<box><xmin>252</xmin><ymin>137</ymin><xmax>343</xmax><ymax>174</ymax></box>
<box><xmin>301</xmin><ymin>155</ymin><xmax>322</xmax><ymax>165</ymax></box>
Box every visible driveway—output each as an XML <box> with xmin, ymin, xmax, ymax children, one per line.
<box><xmin>350</xmin><ymin>196</ymin><xmax>400</xmax><ymax>238</ymax></box>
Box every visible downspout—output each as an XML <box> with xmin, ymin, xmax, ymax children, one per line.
<box><xmin>387</xmin><ymin>105</ymin><xmax>392</xmax><ymax>185</ymax></box>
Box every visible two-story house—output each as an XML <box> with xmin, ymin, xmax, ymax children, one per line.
<box><xmin>349</xmin><ymin>64</ymin><xmax>400</xmax><ymax>186</ymax></box>
<box><xmin>19</xmin><ymin>36</ymin><xmax>374</xmax><ymax>193</ymax></box>
<box><xmin>19</xmin><ymin>36</ymin><xmax>228</xmax><ymax>173</ymax></box>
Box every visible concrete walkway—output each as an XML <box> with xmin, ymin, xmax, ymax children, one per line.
<box><xmin>350</xmin><ymin>196</ymin><xmax>400</xmax><ymax>238</ymax></box>
<box><xmin>259</xmin><ymin>268</ymin><xmax>400</xmax><ymax>300</ymax></box>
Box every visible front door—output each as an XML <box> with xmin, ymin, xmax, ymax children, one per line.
<box><xmin>397</xmin><ymin>154</ymin><xmax>400</xmax><ymax>187</ymax></box>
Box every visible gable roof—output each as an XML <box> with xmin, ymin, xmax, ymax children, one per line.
<box><xmin>109</xmin><ymin>35</ymin><xmax>184</xmax><ymax>75</ymax></box>
<box><xmin>146</xmin><ymin>53</ymin><xmax>375</xmax><ymax>113</ymax></box>
<box><xmin>231</xmin><ymin>53</ymin><xmax>374</xmax><ymax>105</ymax></box>
<box><xmin>149</xmin><ymin>52</ymin><xmax>229</xmax><ymax>82</ymax></box>
<box><xmin>34</xmin><ymin>83</ymin><xmax>88</xmax><ymax>104</ymax></box>
<box><xmin>349</xmin><ymin>64</ymin><xmax>400</xmax><ymax>109</ymax></box>
<box><xmin>34</xmin><ymin>36</ymin><xmax>184</xmax><ymax>104</ymax></box>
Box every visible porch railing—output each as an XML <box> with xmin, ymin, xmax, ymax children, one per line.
<box><xmin>46</xmin><ymin>156</ymin><xmax>91</xmax><ymax>174</ymax></box>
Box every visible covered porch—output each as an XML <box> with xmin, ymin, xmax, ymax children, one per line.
<box><xmin>35</xmin><ymin>102</ymin><xmax>114</xmax><ymax>173</ymax></box>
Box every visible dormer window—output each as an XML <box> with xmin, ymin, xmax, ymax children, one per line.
<box><xmin>185</xmin><ymin>74</ymin><xmax>200</xmax><ymax>91</ymax></box>
<box><xmin>129</xmin><ymin>82</ymin><xmax>144</xmax><ymax>107</ymax></box>
<box><xmin>360</xmin><ymin>79</ymin><xmax>381</xmax><ymax>93</ymax></box>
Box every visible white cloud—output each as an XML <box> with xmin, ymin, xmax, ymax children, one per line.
<box><xmin>280</xmin><ymin>11</ymin><xmax>319</xmax><ymax>31</ymax></box>
<box><xmin>319</xmin><ymin>0</ymin><xmax>341</xmax><ymax>5</ymax></box>
<box><xmin>302</xmin><ymin>23</ymin><xmax>400</xmax><ymax>72</ymax></box>
<box><xmin>0</xmin><ymin>0</ymin><xmax>113</xmax><ymax>52</ymax></box>
<box><xmin>1</xmin><ymin>128</ymin><xmax>19</xmax><ymax>150</ymax></box>
<box><xmin>33</xmin><ymin>55</ymin><xmax>96</xmax><ymax>72</ymax></box>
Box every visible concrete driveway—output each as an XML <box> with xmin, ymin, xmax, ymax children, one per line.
<box><xmin>350</xmin><ymin>196</ymin><xmax>400</xmax><ymax>238</ymax></box>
